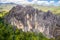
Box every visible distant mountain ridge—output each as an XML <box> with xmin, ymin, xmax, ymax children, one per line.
<box><xmin>0</xmin><ymin>2</ymin><xmax>17</xmax><ymax>5</ymax></box>
<box><xmin>0</xmin><ymin>2</ymin><xmax>60</xmax><ymax>6</ymax></box>
<box><xmin>0</xmin><ymin>3</ymin><xmax>60</xmax><ymax>15</ymax></box>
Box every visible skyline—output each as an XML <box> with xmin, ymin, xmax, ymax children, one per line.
<box><xmin>0</xmin><ymin>0</ymin><xmax>60</xmax><ymax>6</ymax></box>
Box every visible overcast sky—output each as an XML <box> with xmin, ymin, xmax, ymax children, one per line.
<box><xmin>0</xmin><ymin>0</ymin><xmax>60</xmax><ymax>6</ymax></box>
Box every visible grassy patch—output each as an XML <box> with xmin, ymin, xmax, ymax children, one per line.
<box><xmin>0</xmin><ymin>11</ymin><xmax>8</xmax><ymax>17</ymax></box>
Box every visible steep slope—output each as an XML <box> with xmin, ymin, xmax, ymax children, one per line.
<box><xmin>4</xmin><ymin>5</ymin><xmax>60</xmax><ymax>38</ymax></box>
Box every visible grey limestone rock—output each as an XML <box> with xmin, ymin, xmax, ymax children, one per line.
<box><xmin>4</xmin><ymin>5</ymin><xmax>60</xmax><ymax>38</ymax></box>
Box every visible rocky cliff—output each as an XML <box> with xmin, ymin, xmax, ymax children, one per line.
<box><xmin>4</xmin><ymin>5</ymin><xmax>60</xmax><ymax>38</ymax></box>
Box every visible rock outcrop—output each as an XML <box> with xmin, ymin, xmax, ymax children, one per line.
<box><xmin>4</xmin><ymin>5</ymin><xmax>60</xmax><ymax>38</ymax></box>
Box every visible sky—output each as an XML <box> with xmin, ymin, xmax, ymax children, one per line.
<box><xmin>0</xmin><ymin>0</ymin><xmax>60</xmax><ymax>6</ymax></box>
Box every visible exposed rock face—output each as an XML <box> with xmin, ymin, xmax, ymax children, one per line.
<box><xmin>4</xmin><ymin>5</ymin><xmax>60</xmax><ymax>38</ymax></box>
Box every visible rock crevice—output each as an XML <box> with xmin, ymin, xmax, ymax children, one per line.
<box><xmin>5</xmin><ymin>5</ymin><xmax>60</xmax><ymax>38</ymax></box>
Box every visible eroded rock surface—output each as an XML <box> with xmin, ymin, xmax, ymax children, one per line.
<box><xmin>4</xmin><ymin>5</ymin><xmax>60</xmax><ymax>38</ymax></box>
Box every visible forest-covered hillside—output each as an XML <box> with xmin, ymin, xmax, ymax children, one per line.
<box><xmin>0</xmin><ymin>4</ymin><xmax>60</xmax><ymax>40</ymax></box>
<box><xmin>0</xmin><ymin>17</ymin><xmax>51</xmax><ymax>40</ymax></box>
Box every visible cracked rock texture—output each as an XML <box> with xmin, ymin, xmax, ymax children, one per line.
<box><xmin>4</xmin><ymin>5</ymin><xmax>60</xmax><ymax>38</ymax></box>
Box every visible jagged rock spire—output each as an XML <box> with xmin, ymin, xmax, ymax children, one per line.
<box><xmin>4</xmin><ymin>5</ymin><xmax>60</xmax><ymax>38</ymax></box>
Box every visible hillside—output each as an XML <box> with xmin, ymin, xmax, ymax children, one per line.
<box><xmin>0</xmin><ymin>3</ymin><xmax>60</xmax><ymax>40</ymax></box>
<box><xmin>0</xmin><ymin>3</ymin><xmax>16</xmax><ymax>12</ymax></box>
<box><xmin>0</xmin><ymin>3</ymin><xmax>16</xmax><ymax>17</ymax></box>
<box><xmin>4</xmin><ymin>5</ymin><xmax>60</xmax><ymax>38</ymax></box>
<box><xmin>31</xmin><ymin>4</ymin><xmax>60</xmax><ymax>15</ymax></box>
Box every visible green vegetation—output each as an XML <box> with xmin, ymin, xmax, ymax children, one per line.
<box><xmin>0</xmin><ymin>4</ymin><xmax>60</xmax><ymax>15</ymax></box>
<box><xmin>0</xmin><ymin>4</ymin><xmax>60</xmax><ymax>40</ymax></box>
<box><xmin>0</xmin><ymin>17</ymin><xmax>49</xmax><ymax>40</ymax></box>
<box><xmin>0</xmin><ymin>11</ymin><xmax>8</xmax><ymax>17</ymax></box>
<box><xmin>32</xmin><ymin>4</ymin><xmax>60</xmax><ymax>15</ymax></box>
<box><xmin>0</xmin><ymin>3</ymin><xmax>16</xmax><ymax>12</ymax></box>
<box><xmin>0</xmin><ymin>11</ymin><xmax>55</xmax><ymax>40</ymax></box>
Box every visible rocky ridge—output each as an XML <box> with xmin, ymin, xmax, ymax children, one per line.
<box><xmin>4</xmin><ymin>5</ymin><xmax>60</xmax><ymax>38</ymax></box>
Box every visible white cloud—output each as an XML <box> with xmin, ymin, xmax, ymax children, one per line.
<box><xmin>49</xmin><ymin>1</ymin><xmax>54</xmax><ymax>4</ymax></box>
<box><xmin>49</xmin><ymin>1</ymin><xmax>55</xmax><ymax>5</ymax></box>
<box><xmin>0</xmin><ymin>0</ymin><xmax>60</xmax><ymax>6</ymax></box>
<box><xmin>37</xmin><ymin>1</ymin><xmax>55</xmax><ymax>6</ymax></box>
<box><xmin>54</xmin><ymin>1</ymin><xmax>60</xmax><ymax>6</ymax></box>
<box><xmin>57</xmin><ymin>1</ymin><xmax>60</xmax><ymax>4</ymax></box>
<box><xmin>0</xmin><ymin>0</ymin><xmax>26</xmax><ymax>3</ymax></box>
<box><xmin>37</xmin><ymin>1</ymin><xmax>49</xmax><ymax>5</ymax></box>
<box><xmin>0</xmin><ymin>0</ymin><xmax>35</xmax><ymax>4</ymax></box>
<box><xmin>15</xmin><ymin>0</ymin><xmax>35</xmax><ymax>4</ymax></box>
<box><xmin>1</xmin><ymin>0</ymin><xmax>13</xmax><ymax>3</ymax></box>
